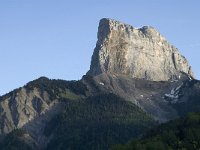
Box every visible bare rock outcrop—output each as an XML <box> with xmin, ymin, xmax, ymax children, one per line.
<box><xmin>87</xmin><ymin>18</ymin><xmax>194</xmax><ymax>81</ymax></box>
<box><xmin>0</xmin><ymin>87</ymin><xmax>52</xmax><ymax>135</ymax></box>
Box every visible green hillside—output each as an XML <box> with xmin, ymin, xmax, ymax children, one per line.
<box><xmin>112</xmin><ymin>112</ymin><xmax>200</xmax><ymax>150</ymax></box>
<box><xmin>45</xmin><ymin>93</ymin><xmax>156</xmax><ymax>150</ymax></box>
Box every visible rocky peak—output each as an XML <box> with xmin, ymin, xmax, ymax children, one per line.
<box><xmin>87</xmin><ymin>18</ymin><xmax>194</xmax><ymax>81</ymax></box>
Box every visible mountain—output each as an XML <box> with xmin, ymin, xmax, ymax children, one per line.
<box><xmin>0</xmin><ymin>18</ymin><xmax>199</xmax><ymax>150</ymax></box>
<box><xmin>85</xmin><ymin>18</ymin><xmax>198</xmax><ymax>122</ymax></box>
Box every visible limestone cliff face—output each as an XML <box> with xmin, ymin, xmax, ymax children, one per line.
<box><xmin>87</xmin><ymin>18</ymin><xmax>194</xmax><ymax>81</ymax></box>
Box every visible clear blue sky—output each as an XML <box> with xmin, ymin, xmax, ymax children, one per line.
<box><xmin>0</xmin><ymin>0</ymin><xmax>200</xmax><ymax>95</ymax></box>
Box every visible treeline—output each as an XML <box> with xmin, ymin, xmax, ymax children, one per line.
<box><xmin>26</xmin><ymin>76</ymin><xmax>88</xmax><ymax>99</ymax></box>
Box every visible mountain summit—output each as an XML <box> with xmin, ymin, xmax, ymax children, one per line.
<box><xmin>88</xmin><ymin>18</ymin><xmax>194</xmax><ymax>81</ymax></box>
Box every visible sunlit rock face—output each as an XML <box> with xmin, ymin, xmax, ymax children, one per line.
<box><xmin>88</xmin><ymin>18</ymin><xmax>194</xmax><ymax>81</ymax></box>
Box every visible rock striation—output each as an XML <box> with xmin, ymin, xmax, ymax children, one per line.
<box><xmin>0</xmin><ymin>87</ymin><xmax>52</xmax><ymax>135</ymax></box>
<box><xmin>87</xmin><ymin>18</ymin><xmax>194</xmax><ymax>81</ymax></box>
